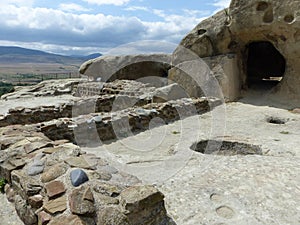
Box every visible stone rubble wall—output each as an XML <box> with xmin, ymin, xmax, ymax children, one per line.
<box><xmin>0</xmin><ymin>125</ymin><xmax>173</xmax><ymax>225</ymax></box>
<box><xmin>0</xmin><ymin>79</ymin><xmax>220</xmax><ymax>225</ymax></box>
<box><xmin>40</xmin><ymin>97</ymin><xmax>221</xmax><ymax>146</ymax></box>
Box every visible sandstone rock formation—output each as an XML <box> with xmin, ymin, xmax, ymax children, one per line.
<box><xmin>172</xmin><ymin>0</ymin><xmax>300</xmax><ymax>102</ymax></box>
<box><xmin>79</xmin><ymin>54</ymin><xmax>172</xmax><ymax>83</ymax></box>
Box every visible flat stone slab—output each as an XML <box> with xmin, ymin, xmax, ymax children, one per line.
<box><xmin>43</xmin><ymin>195</ymin><xmax>67</xmax><ymax>214</ymax></box>
<box><xmin>45</xmin><ymin>181</ymin><xmax>66</xmax><ymax>198</ymax></box>
<box><xmin>84</xmin><ymin>102</ymin><xmax>300</xmax><ymax>224</ymax></box>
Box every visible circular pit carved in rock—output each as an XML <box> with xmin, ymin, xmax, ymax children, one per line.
<box><xmin>190</xmin><ymin>140</ymin><xmax>262</xmax><ymax>156</ymax></box>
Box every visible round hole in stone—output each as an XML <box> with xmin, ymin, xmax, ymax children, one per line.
<box><xmin>284</xmin><ymin>15</ymin><xmax>294</xmax><ymax>23</ymax></box>
<box><xmin>197</xmin><ymin>29</ymin><xmax>207</xmax><ymax>35</ymax></box>
<box><xmin>190</xmin><ymin>140</ymin><xmax>262</xmax><ymax>156</ymax></box>
<box><xmin>198</xmin><ymin>29</ymin><xmax>207</xmax><ymax>35</ymax></box>
<box><xmin>256</xmin><ymin>1</ymin><xmax>269</xmax><ymax>11</ymax></box>
<box><xmin>263</xmin><ymin>9</ymin><xmax>274</xmax><ymax>23</ymax></box>
<box><xmin>266</xmin><ymin>116</ymin><xmax>287</xmax><ymax>124</ymax></box>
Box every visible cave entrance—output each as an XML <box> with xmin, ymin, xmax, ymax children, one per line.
<box><xmin>246</xmin><ymin>41</ymin><xmax>286</xmax><ymax>90</ymax></box>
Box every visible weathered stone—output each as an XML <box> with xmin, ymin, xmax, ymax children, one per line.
<box><xmin>24</xmin><ymin>141</ymin><xmax>51</xmax><ymax>154</ymax></box>
<box><xmin>5</xmin><ymin>184</ymin><xmax>15</xmax><ymax>202</ymax></box>
<box><xmin>15</xmin><ymin>195</ymin><xmax>37</xmax><ymax>225</ymax></box>
<box><xmin>120</xmin><ymin>186</ymin><xmax>168</xmax><ymax>225</ymax></box>
<box><xmin>41</xmin><ymin>163</ymin><xmax>68</xmax><ymax>183</ymax></box>
<box><xmin>120</xmin><ymin>185</ymin><xmax>164</xmax><ymax>213</ymax></box>
<box><xmin>172</xmin><ymin>0</ymin><xmax>300</xmax><ymax>103</ymax></box>
<box><xmin>27</xmin><ymin>154</ymin><xmax>45</xmax><ymax>176</ymax></box>
<box><xmin>291</xmin><ymin>108</ymin><xmax>300</xmax><ymax>114</ymax></box>
<box><xmin>65</xmin><ymin>156</ymin><xmax>93</xmax><ymax>169</ymax></box>
<box><xmin>0</xmin><ymin>157</ymin><xmax>26</xmax><ymax>182</ymax></box>
<box><xmin>43</xmin><ymin>195</ymin><xmax>67</xmax><ymax>214</ymax></box>
<box><xmin>70</xmin><ymin>169</ymin><xmax>89</xmax><ymax>187</ymax></box>
<box><xmin>38</xmin><ymin>211</ymin><xmax>52</xmax><ymax>225</ymax></box>
<box><xmin>94</xmin><ymin>193</ymin><xmax>119</xmax><ymax>205</ymax></box>
<box><xmin>80</xmin><ymin>54</ymin><xmax>172</xmax><ymax>82</ymax></box>
<box><xmin>97</xmin><ymin>207</ymin><xmax>129</xmax><ymax>225</ymax></box>
<box><xmin>45</xmin><ymin>181</ymin><xmax>66</xmax><ymax>198</ymax></box>
<box><xmin>89</xmin><ymin>170</ymin><xmax>112</xmax><ymax>181</ymax></box>
<box><xmin>48</xmin><ymin>214</ymin><xmax>85</xmax><ymax>225</ymax></box>
<box><xmin>28</xmin><ymin>194</ymin><xmax>43</xmax><ymax>209</ymax></box>
<box><xmin>69</xmin><ymin>186</ymin><xmax>95</xmax><ymax>215</ymax></box>
<box><xmin>93</xmin><ymin>182</ymin><xmax>123</xmax><ymax>197</ymax></box>
<box><xmin>27</xmin><ymin>163</ymin><xmax>44</xmax><ymax>176</ymax></box>
<box><xmin>83</xmin><ymin>186</ymin><xmax>94</xmax><ymax>201</ymax></box>
<box><xmin>11</xmin><ymin>170</ymin><xmax>43</xmax><ymax>198</ymax></box>
<box><xmin>42</xmin><ymin>147</ymin><xmax>61</xmax><ymax>154</ymax></box>
<box><xmin>153</xmin><ymin>83</ymin><xmax>188</xmax><ymax>103</ymax></box>
<box><xmin>51</xmin><ymin>139</ymin><xmax>70</xmax><ymax>146</ymax></box>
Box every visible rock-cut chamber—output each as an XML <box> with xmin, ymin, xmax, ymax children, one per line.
<box><xmin>246</xmin><ymin>41</ymin><xmax>286</xmax><ymax>89</ymax></box>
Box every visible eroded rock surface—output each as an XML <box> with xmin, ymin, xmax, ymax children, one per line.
<box><xmin>172</xmin><ymin>0</ymin><xmax>300</xmax><ymax>103</ymax></box>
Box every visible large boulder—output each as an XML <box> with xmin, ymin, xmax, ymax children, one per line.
<box><xmin>172</xmin><ymin>0</ymin><xmax>300</xmax><ymax>103</ymax></box>
<box><xmin>79</xmin><ymin>54</ymin><xmax>172</xmax><ymax>82</ymax></box>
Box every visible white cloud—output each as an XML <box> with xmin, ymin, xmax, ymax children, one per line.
<box><xmin>0</xmin><ymin>3</ymin><xmax>209</xmax><ymax>55</ymax></box>
<box><xmin>213</xmin><ymin>0</ymin><xmax>231</xmax><ymax>9</ymax></box>
<box><xmin>59</xmin><ymin>3</ymin><xmax>90</xmax><ymax>12</ymax></box>
<box><xmin>125</xmin><ymin>6</ymin><xmax>149</xmax><ymax>12</ymax></box>
<box><xmin>0</xmin><ymin>0</ymin><xmax>34</xmax><ymax>7</ymax></box>
<box><xmin>82</xmin><ymin>0</ymin><xmax>131</xmax><ymax>6</ymax></box>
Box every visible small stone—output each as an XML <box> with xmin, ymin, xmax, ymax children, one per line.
<box><xmin>48</xmin><ymin>214</ymin><xmax>85</xmax><ymax>225</ymax></box>
<box><xmin>38</xmin><ymin>211</ymin><xmax>52</xmax><ymax>225</ymax></box>
<box><xmin>93</xmin><ymin>182</ymin><xmax>123</xmax><ymax>197</ymax></box>
<box><xmin>43</xmin><ymin>195</ymin><xmax>67</xmax><ymax>214</ymax></box>
<box><xmin>89</xmin><ymin>170</ymin><xmax>112</xmax><ymax>181</ymax></box>
<box><xmin>97</xmin><ymin>207</ymin><xmax>129</xmax><ymax>225</ymax></box>
<box><xmin>5</xmin><ymin>185</ymin><xmax>15</xmax><ymax>202</ymax></box>
<box><xmin>24</xmin><ymin>142</ymin><xmax>51</xmax><ymax>154</ymax></box>
<box><xmin>83</xmin><ymin>187</ymin><xmax>94</xmax><ymax>202</ymax></box>
<box><xmin>41</xmin><ymin>163</ymin><xmax>68</xmax><ymax>183</ymax></box>
<box><xmin>69</xmin><ymin>186</ymin><xmax>95</xmax><ymax>215</ymax></box>
<box><xmin>70</xmin><ymin>169</ymin><xmax>89</xmax><ymax>187</ymax></box>
<box><xmin>292</xmin><ymin>108</ymin><xmax>300</xmax><ymax>114</ymax></box>
<box><xmin>27</xmin><ymin>159</ymin><xmax>45</xmax><ymax>176</ymax></box>
<box><xmin>51</xmin><ymin>139</ymin><xmax>69</xmax><ymax>146</ymax></box>
<box><xmin>27</xmin><ymin>153</ymin><xmax>45</xmax><ymax>176</ymax></box>
<box><xmin>65</xmin><ymin>156</ymin><xmax>93</xmax><ymax>169</ymax></box>
<box><xmin>15</xmin><ymin>195</ymin><xmax>38</xmax><ymax>225</ymax></box>
<box><xmin>8</xmin><ymin>157</ymin><xmax>27</xmax><ymax>168</ymax></box>
<box><xmin>94</xmin><ymin>193</ymin><xmax>119</xmax><ymax>205</ymax></box>
<box><xmin>42</xmin><ymin>147</ymin><xmax>61</xmax><ymax>154</ymax></box>
<box><xmin>0</xmin><ymin>157</ymin><xmax>26</xmax><ymax>182</ymax></box>
<box><xmin>45</xmin><ymin>181</ymin><xmax>66</xmax><ymax>199</ymax></box>
<box><xmin>120</xmin><ymin>185</ymin><xmax>164</xmax><ymax>214</ymax></box>
<box><xmin>93</xmin><ymin>115</ymin><xmax>102</xmax><ymax>122</ymax></box>
<box><xmin>28</xmin><ymin>194</ymin><xmax>43</xmax><ymax>209</ymax></box>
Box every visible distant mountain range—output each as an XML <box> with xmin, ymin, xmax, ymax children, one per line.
<box><xmin>0</xmin><ymin>46</ymin><xmax>102</xmax><ymax>64</ymax></box>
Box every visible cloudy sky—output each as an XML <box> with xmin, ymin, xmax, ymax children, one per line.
<box><xmin>0</xmin><ymin>0</ymin><xmax>230</xmax><ymax>55</ymax></box>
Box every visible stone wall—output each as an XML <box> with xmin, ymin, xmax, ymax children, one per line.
<box><xmin>0</xmin><ymin>125</ymin><xmax>173</xmax><ymax>225</ymax></box>
<box><xmin>40</xmin><ymin>97</ymin><xmax>221</xmax><ymax>146</ymax></box>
